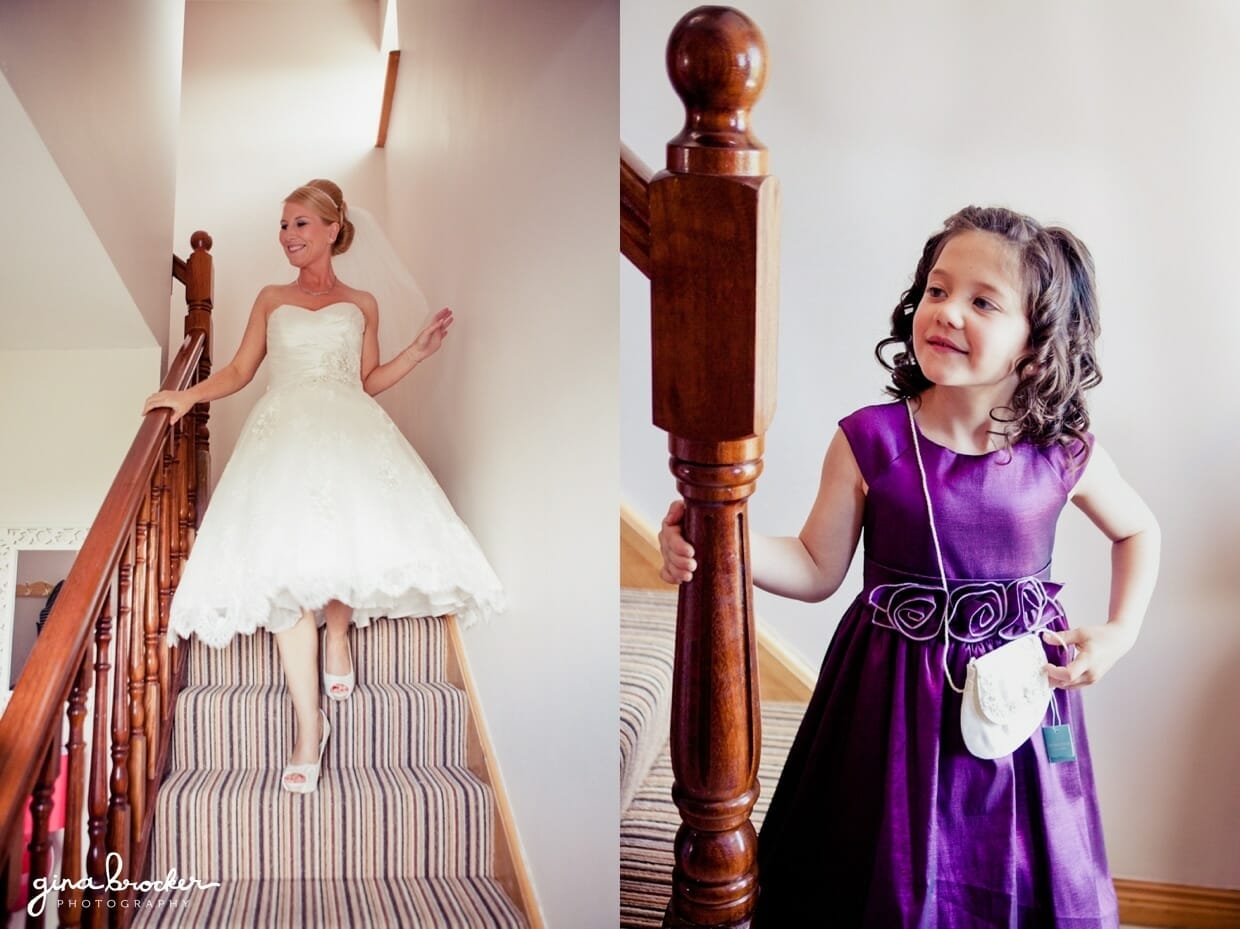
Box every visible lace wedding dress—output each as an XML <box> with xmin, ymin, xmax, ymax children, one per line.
<box><xmin>166</xmin><ymin>302</ymin><xmax>506</xmax><ymax>649</ymax></box>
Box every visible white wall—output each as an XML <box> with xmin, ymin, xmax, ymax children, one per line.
<box><xmin>0</xmin><ymin>74</ymin><xmax>155</xmax><ymax>352</ymax></box>
<box><xmin>0</xmin><ymin>0</ymin><xmax>184</xmax><ymax>351</ymax></box>
<box><xmin>385</xmin><ymin>2</ymin><xmax>618</xmax><ymax>924</ymax></box>
<box><xmin>622</xmin><ymin>0</ymin><xmax>1240</xmax><ymax>891</ymax></box>
<box><xmin>0</xmin><ymin>348</ymin><xmax>162</xmax><ymax>527</ymax></box>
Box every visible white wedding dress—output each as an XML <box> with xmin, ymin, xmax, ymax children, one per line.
<box><xmin>166</xmin><ymin>302</ymin><xmax>506</xmax><ymax>649</ymax></box>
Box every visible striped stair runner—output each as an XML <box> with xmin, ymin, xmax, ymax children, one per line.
<box><xmin>619</xmin><ymin>589</ymin><xmax>677</xmax><ymax>815</ymax></box>
<box><xmin>131</xmin><ymin>616</ymin><xmax>526</xmax><ymax>928</ymax></box>
<box><xmin>618</xmin><ymin>587</ymin><xmax>807</xmax><ymax>929</ymax></box>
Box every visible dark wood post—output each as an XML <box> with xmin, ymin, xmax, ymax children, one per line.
<box><xmin>184</xmin><ymin>232</ymin><xmax>213</xmax><ymax>523</ymax></box>
<box><xmin>650</xmin><ymin>8</ymin><xmax>778</xmax><ymax>928</ymax></box>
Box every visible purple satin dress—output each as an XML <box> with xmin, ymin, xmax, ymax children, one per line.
<box><xmin>753</xmin><ymin>402</ymin><xmax>1118</xmax><ymax>928</ymax></box>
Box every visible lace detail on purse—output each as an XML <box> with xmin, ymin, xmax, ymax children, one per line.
<box><xmin>960</xmin><ymin>635</ymin><xmax>1054</xmax><ymax>758</ymax></box>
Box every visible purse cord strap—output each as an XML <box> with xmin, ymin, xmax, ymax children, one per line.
<box><xmin>905</xmin><ymin>400</ymin><xmax>966</xmax><ymax>694</ymax></box>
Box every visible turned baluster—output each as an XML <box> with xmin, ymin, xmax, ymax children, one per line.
<box><xmin>86</xmin><ymin>589</ymin><xmax>116</xmax><ymax>912</ymax></box>
<box><xmin>651</xmin><ymin>8</ymin><xmax>778</xmax><ymax>928</ymax></box>
<box><xmin>61</xmin><ymin>651</ymin><xmax>92</xmax><ymax>927</ymax></box>
<box><xmin>150</xmin><ymin>435</ymin><xmax>172</xmax><ymax>749</ymax></box>
<box><xmin>142</xmin><ymin>481</ymin><xmax>161</xmax><ymax>785</ymax></box>
<box><xmin>23</xmin><ymin>739</ymin><xmax>58</xmax><ymax>929</ymax></box>
<box><xmin>184</xmin><ymin>232</ymin><xmax>213</xmax><ymax>522</ymax></box>
<box><xmin>170</xmin><ymin>416</ymin><xmax>187</xmax><ymax>600</ymax></box>
<box><xmin>108</xmin><ymin>538</ymin><xmax>134</xmax><ymax>892</ymax></box>
<box><xmin>128</xmin><ymin>495</ymin><xmax>150</xmax><ymax>847</ymax></box>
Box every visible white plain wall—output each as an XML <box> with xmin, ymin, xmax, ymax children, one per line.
<box><xmin>0</xmin><ymin>74</ymin><xmax>154</xmax><ymax>352</ymax></box>
<box><xmin>0</xmin><ymin>349</ymin><xmax>162</xmax><ymax>527</ymax></box>
<box><xmin>0</xmin><ymin>0</ymin><xmax>185</xmax><ymax>350</ymax></box>
<box><xmin>385</xmin><ymin>2</ymin><xmax>619</xmax><ymax>924</ymax></box>
<box><xmin>622</xmin><ymin>0</ymin><xmax>1240</xmax><ymax>891</ymax></box>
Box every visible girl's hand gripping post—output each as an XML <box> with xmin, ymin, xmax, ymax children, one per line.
<box><xmin>658</xmin><ymin>500</ymin><xmax>697</xmax><ymax>584</ymax></box>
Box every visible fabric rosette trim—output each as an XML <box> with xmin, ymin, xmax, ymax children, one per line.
<box><xmin>867</xmin><ymin>575</ymin><xmax>1065</xmax><ymax>644</ymax></box>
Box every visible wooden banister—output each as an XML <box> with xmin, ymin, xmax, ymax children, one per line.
<box><xmin>623</xmin><ymin>7</ymin><xmax>778</xmax><ymax>928</ymax></box>
<box><xmin>621</xmin><ymin>143</ymin><xmax>653</xmax><ymax>277</ymax></box>
<box><xmin>0</xmin><ymin>233</ymin><xmax>214</xmax><ymax>926</ymax></box>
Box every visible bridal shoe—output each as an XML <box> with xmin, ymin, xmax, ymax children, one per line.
<box><xmin>324</xmin><ymin>636</ymin><xmax>355</xmax><ymax>702</ymax></box>
<box><xmin>282</xmin><ymin>709</ymin><xmax>330</xmax><ymax>793</ymax></box>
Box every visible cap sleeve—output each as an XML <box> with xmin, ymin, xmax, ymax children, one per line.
<box><xmin>838</xmin><ymin>402</ymin><xmax>910</xmax><ymax>487</ymax></box>
<box><xmin>1041</xmin><ymin>431</ymin><xmax>1095</xmax><ymax>493</ymax></box>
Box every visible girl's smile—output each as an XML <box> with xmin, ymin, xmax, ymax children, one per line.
<box><xmin>912</xmin><ymin>229</ymin><xmax>1030</xmax><ymax>403</ymax></box>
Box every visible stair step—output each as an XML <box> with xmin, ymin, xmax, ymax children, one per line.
<box><xmin>151</xmin><ymin>764</ymin><xmax>497</xmax><ymax>881</ymax></box>
<box><xmin>185</xmin><ymin>615</ymin><xmax>447</xmax><ymax>687</ymax></box>
<box><xmin>128</xmin><ymin>875</ymin><xmax>526</xmax><ymax>928</ymax></box>
<box><xmin>619</xmin><ymin>588</ymin><xmax>678</xmax><ymax>815</ymax></box>
<box><xmin>171</xmin><ymin>680</ymin><xmax>469</xmax><ymax>770</ymax></box>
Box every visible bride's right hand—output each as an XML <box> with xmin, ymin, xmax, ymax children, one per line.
<box><xmin>143</xmin><ymin>390</ymin><xmax>194</xmax><ymax>425</ymax></box>
<box><xmin>659</xmin><ymin>500</ymin><xmax>697</xmax><ymax>584</ymax></box>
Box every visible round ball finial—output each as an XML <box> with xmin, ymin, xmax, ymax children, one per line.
<box><xmin>665</xmin><ymin>6</ymin><xmax>768</xmax><ymax>176</ymax></box>
<box><xmin>191</xmin><ymin>231</ymin><xmax>213</xmax><ymax>252</ymax></box>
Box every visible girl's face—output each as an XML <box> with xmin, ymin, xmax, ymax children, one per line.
<box><xmin>279</xmin><ymin>200</ymin><xmax>338</xmax><ymax>268</ymax></box>
<box><xmin>912</xmin><ymin>230</ymin><xmax>1031</xmax><ymax>401</ymax></box>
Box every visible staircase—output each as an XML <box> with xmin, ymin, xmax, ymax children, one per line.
<box><xmin>132</xmin><ymin>615</ymin><xmax>527</xmax><ymax>928</ymax></box>
<box><xmin>617</xmin><ymin>588</ymin><xmax>807</xmax><ymax>928</ymax></box>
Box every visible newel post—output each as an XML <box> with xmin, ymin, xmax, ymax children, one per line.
<box><xmin>651</xmin><ymin>8</ymin><xmax>778</xmax><ymax>928</ymax></box>
<box><xmin>183</xmin><ymin>231</ymin><xmax>213</xmax><ymax>521</ymax></box>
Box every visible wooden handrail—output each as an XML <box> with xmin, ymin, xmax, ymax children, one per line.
<box><xmin>621</xmin><ymin>144</ymin><xmax>652</xmax><ymax>277</ymax></box>
<box><xmin>0</xmin><ymin>233</ymin><xmax>213</xmax><ymax>925</ymax></box>
<box><xmin>377</xmin><ymin>50</ymin><xmax>401</xmax><ymax>148</ymax></box>
<box><xmin>623</xmin><ymin>7</ymin><xmax>778</xmax><ymax>928</ymax></box>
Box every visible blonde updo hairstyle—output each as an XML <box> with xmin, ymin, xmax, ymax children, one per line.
<box><xmin>284</xmin><ymin>178</ymin><xmax>354</xmax><ymax>255</ymax></box>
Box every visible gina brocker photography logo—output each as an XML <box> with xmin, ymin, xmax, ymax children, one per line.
<box><xmin>26</xmin><ymin>852</ymin><xmax>221</xmax><ymax>918</ymax></box>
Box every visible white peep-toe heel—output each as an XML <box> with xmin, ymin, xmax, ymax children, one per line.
<box><xmin>323</xmin><ymin>636</ymin><xmax>355</xmax><ymax>702</ymax></box>
<box><xmin>281</xmin><ymin>709</ymin><xmax>330</xmax><ymax>794</ymax></box>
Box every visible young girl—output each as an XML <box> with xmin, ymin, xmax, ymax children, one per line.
<box><xmin>659</xmin><ymin>206</ymin><xmax>1159</xmax><ymax>927</ymax></box>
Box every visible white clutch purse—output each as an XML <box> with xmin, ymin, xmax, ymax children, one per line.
<box><xmin>960</xmin><ymin>634</ymin><xmax>1053</xmax><ymax>759</ymax></box>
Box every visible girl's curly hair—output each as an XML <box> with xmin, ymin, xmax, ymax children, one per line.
<box><xmin>875</xmin><ymin>205</ymin><xmax>1101</xmax><ymax>453</ymax></box>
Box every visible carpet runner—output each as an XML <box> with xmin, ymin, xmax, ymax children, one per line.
<box><xmin>130</xmin><ymin>616</ymin><xmax>526</xmax><ymax>928</ymax></box>
<box><xmin>618</xmin><ymin>587</ymin><xmax>808</xmax><ymax>929</ymax></box>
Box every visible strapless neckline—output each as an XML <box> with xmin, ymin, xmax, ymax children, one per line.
<box><xmin>271</xmin><ymin>301</ymin><xmax>362</xmax><ymax>318</ymax></box>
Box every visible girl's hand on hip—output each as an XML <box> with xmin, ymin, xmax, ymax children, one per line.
<box><xmin>1044</xmin><ymin>623</ymin><xmax>1137</xmax><ymax>689</ymax></box>
<box><xmin>659</xmin><ymin>500</ymin><xmax>696</xmax><ymax>584</ymax></box>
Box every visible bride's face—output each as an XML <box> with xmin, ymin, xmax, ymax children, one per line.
<box><xmin>279</xmin><ymin>200</ymin><xmax>338</xmax><ymax>268</ymax></box>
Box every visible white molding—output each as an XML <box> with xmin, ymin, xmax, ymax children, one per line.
<box><xmin>0</xmin><ymin>527</ymin><xmax>87</xmax><ymax>692</ymax></box>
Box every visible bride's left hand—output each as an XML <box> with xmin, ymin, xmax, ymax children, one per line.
<box><xmin>412</xmin><ymin>307</ymin><xmax>454</xmax><ymax>361</ymax></box>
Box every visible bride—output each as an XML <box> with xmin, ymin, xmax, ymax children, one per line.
<box><xmin>143</xmin><ymin>179</ymin><xmax>505</xmax><ymax>793</ymax></box>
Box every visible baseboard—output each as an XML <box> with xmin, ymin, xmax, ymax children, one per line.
<box><xmin>752</xmin><ymin>623</ymin><xmax>815</xmax><ymax>703</ymax></box>
<box><xmin>619</xmin><ymin>503</ymin><xmax>815</xmax><ymax>703</ymax></box>
<box><xmin>1115</xmin><ymin>877</ymin><xmax>1240</xmax><ymax>929</ymax></box>
<box><xmin>443</xmin><ymin>617</ymin><xmax>544</xmax><ymax>929</ymax></box>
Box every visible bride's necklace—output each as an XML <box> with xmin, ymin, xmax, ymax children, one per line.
<box><xmin>297</xmin><ymin>275</ymin><xmax>336</xmax><ymax>297</ymax></box>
